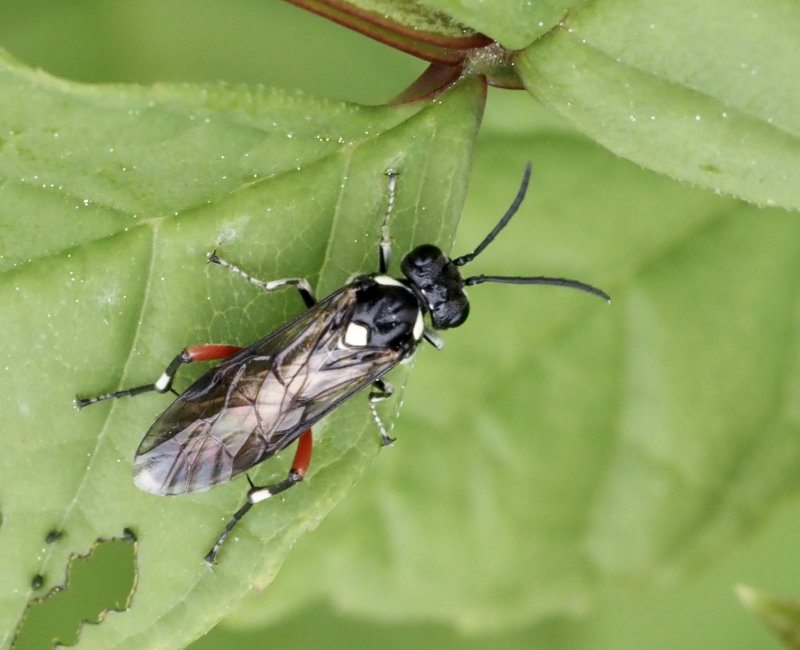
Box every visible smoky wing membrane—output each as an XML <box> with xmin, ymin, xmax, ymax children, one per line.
<box><xmin>134</xmin><ymin>285</ymin><xmax>400</xmax><ymax>495</ymax></box>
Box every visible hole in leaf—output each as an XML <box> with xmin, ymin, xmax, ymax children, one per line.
<box><xmin>13</xmin><ymin>531</ymin><xmax>137</xmax><ymax>650</ymax></box>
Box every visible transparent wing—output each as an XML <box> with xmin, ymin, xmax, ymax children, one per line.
<box><xmin>134</xmin><ymin>285</ymin><xmax>401</xmax><ymax>495</ymax></box>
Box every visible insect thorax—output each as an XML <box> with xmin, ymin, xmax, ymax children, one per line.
<box><xmin>346</xmin><ymin>275</ymin><xmax>424</xmax><ymax>350</ymax></box>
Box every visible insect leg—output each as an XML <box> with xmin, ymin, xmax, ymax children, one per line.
<box><xmin>378</xmin><ymin>171</ymin><xmax>398</xmax><ymax>274</ymax></box>
<box><xmin>368</xmin><ymin>378</ymin><xmax>396</xmax><ymax>446</ymax></box>
<box><xmin>205</xmin><ymin>428</ymin><xmax>313</xmax><ymax>564</ymax></box>
<box><xmin>207</xmin><ymin>251</ymin><xmax>316</xmax><ymax>308</ymax></box>
<box><xmin>423</xmin><ymin>328</ymin><xmax>444</xmax><ymax>350</ymax></box>
<box><xmin>74</xmin><ymin>344</ymin><xmax>243</xmax><ymax>408</ymax></box>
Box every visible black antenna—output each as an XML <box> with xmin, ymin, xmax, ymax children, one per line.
<box><xmin>454</xmin><ymin>162</ymin><xmax>610</xmax><ymax>303</ymax></box>
<box><xmin>465</xmin><ymin>274</ymin><xmax>610</xmax><ymax>302</ymax></box>
<box><xmin>452</xmin><ymin>162</ymin><xmax>532</xmax><ymax>267</ymax></box>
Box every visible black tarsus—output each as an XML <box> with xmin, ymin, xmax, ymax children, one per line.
<box><xmin>73</xmin><ymin>349</ymin><xmax>192</xmax><ymax>408</ymax></box>
<box><xmin>204</xmin><ymin>471</ymin><xmax>304</xmax><ymax>564</ymax></box>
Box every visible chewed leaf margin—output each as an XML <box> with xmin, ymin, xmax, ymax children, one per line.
<box><xmin>12</xmin><ymin>529</ymin><xmax>138</xmax><ymax>649</ymax></box>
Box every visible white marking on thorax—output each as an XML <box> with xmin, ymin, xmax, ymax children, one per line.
<box><xmin>344</xmin><ymin>321</ymin><xmax>369</xmax><ymax>347</ymax></box>
<box><xmin>412</xmin><ymin>310</ymin><xmax>424</xmax><ymax>341</ymax></box>
<box><xmin>373</xmin><ymin>274</ymin><xmax>404</xmax><ymax>287</ymax></box>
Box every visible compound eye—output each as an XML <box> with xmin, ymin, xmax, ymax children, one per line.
<box><xmin>431</xmin><ymin>296</ymin><xmax>469</xmax><ymax>329</ymax></box>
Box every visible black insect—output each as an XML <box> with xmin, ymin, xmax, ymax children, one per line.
<box><xmin>76</xmin><ymin>164</ymin><xmax>609</xmax><ymax>563</ymax></box>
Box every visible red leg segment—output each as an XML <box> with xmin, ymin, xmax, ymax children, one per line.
<box><xmin>204</xmin><ymin>428</ymin><xmax>314</xmax><ymax>564</ymax></box>
<box><xmin>184</xmin><ymin>344</ymin><xmax>243</xmax><ymax>362</ymax></box>
<box><xmin>75</xmin><ymin>343</ymin><xmax>245</xmax><ymax>408</ymax></box>
<box><xmin>290</xmin><ymin>429</ymin><xmax>313</xmax><ymax>478</ymax></box>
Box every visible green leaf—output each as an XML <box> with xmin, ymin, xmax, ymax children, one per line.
<box><xmin>222</xmin><ymin>93</ymin><xmax>800</xmax><ymax>632</ymax></box>
<box><xmin>338</xmin><ymin>0</ymin><xmax>477</xmax><ymax>38</ymax></box>
<box><xmin>0</xmin><ymin>50</ymin><xmax>484</xmax><ymax>649</ymax></box>
<box><xmin>516</xmin><ymin>0</ymin><xmax>800</xmax><ymax>209</ymax></box>
<box><xmin>4</xmin><ymin>2</ymin><xmax>800</xmax><ymax>647</ymax></box>
<box><xmin>13</xmin><ymin>536</ymin><xmax>136</xmax><ymax>650</ymax></box>
<box><xmin>279</xmin><ymin>0</ymin><xmax>492</xmax><ymax>67</ymax></box>
<box><xmin>738</xmin><ymin>585</ymin><xmax>800</xmax><ymax>649</ymax></box>
<box><xmin>420</xmin><ymin>0</ymin><xmax>584</xmax><ymax>48</ymax></box>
